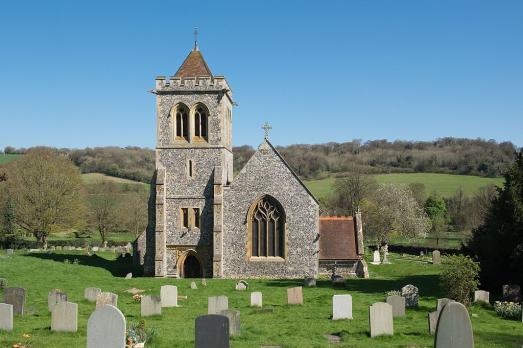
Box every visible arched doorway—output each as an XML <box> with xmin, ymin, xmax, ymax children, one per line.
<box><xmin>183</xmin><ymin>254</ymin><xmax>202</xmax><ymax>278</ymax></box>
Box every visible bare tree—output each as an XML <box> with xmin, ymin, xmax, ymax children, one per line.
<box><xmin>88</xmin><ymin>181</ymin><xmax>119</xmax><ymax>245</ymax></box>
<box><xmin>328</xmin><ymin>168</ymin><xmax>377</xmax><ymax>215</ymax></box>
<box><xmin>119</xmin><ymin>190</ymin><xmax>148</xmax><ymax>237</ymax></box>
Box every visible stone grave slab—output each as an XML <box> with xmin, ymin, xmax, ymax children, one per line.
<box><xmin>48</xmin><ymin>289</ymin><xmax>68</xmax><ymax>312</ymax></box>
<box><xmin>474</xmin><ymin>290</ymin><xmax>490</xmax><ymax>304</ymax></box>
<box><xmin>386</xmin><ymin>295</ymin><xmax>405</xmax><ymax>317</ymax></box>
<box><xmin>250</xmin><ymin>292</ymin><xmax>262</xmax><ymax>307</ymax></box>
<box><xmin>96</xmin><ymin>292</ymin><xmax>118</xmax><ymax>309</ymax></box>
<box><xmin>51</xmin><ymin>301</ymin><xmax>77</xmax><ymax>332</ymax></box>
<box><xmin>87</xmin><ymin>304</ymin><xmax>126</xmax><ymax>348</ymax></box>
<box><xmin>502</xmin><ymin>284</ymin><xmax>520</xmax><ymax>302</ymax></box>
<box><xmin>141</xmin><ymin>295</ymin><xmax>162</xmax><ymax>316</ymax></box>
<box><xmin>208</xmin><ymin>296</ymin><xmax>229</xmax><ymax>315</ymax></box>
<box><xmin>428</xmin><ymin>311</ymin><xmax>438</xmax><ymax>335</ymax></box>
<box><xmin>195</xmin><ymin>314</ymin><xmax>229</xmax><ymax>348</ymax></box>
<box><xmin>432</xmin><ymin>250</ymin><xmax>441</xmax><ymax>264</ymax></box>
<box><xmin>0</xmin><ymin>303</ymin><xmax>13</xmax><ymax>331</ymax></box>
<box><xmin>201</xmin><ymin>279</ymin><xmax>207</xmax><ymax>286</ymax></box>
<box><xmin>85</xmin><ymin>287</ymin><xmax>102</xmax><ymax>302</ymax></box>
<box><xmin>160</xmin><ymin>285</ymin><xmax>178</xmax><ymax>307</ymax></box>
<box><xmin>235</xmin><ymin>281</ymin><xmax>248</xmax><ymax>291</ymax></box>
<box><xmin>287</xmin><ymin>287</ymin><xmax>303</xmax><ymax>305</ymax></box>
<box><xmin>371</xmin><ymin>250</ymin><xmax>381</xmax><ymax>265</ymax></box>
<box><xmin>220</xmin><ymin>309</ymin><xmax>241</xmax><ymax>336</ymax></box>
<box><xmin>401</xmin><ymin>284</ymin><xmax>419</xmax><ymax>308</ymax></box>
<box><xmin>191</xmin><ymin>281</ymin><xmax>198</xmax><ymax>289</ymax></box>
<box><xmin>332</xmin><ymin>294</ymin><xmax>352</xmax><ymax>320</ymax></box>
<box><xmin>369</xmin><ymin>302</ymin><xmax>393</xmax><ymax>337</ymax></box>
<box><xmin>3</xmin><ymin>287</ymin><xmax>25</xmax><ymax>315</ymax></box>
<box><xmin>434</xmin><ymin>302</ymin><xmax>473</xmax><ymax>348</ymax></box>
<box><xmin>437</xmin><ymin>298</ymin><xmax>454</xmax><ymax>312</ymax></box>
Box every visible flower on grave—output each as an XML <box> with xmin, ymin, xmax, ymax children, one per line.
<box><xmin>22</xmin><ymin>334</ymin><xmax>30</xmax><ymax>338</ymax></box>
<box><xmin>494</xmin><ymin>301</ymin><xmax>522</xmax><ymax>319</ymax></box>
<box><xmin>73</xmin><ymin>258</ymin><xmax>79</xmax><ymax>265</ymax></box>
<box><xmin>132</xmin><ymin>294</ymin><xmax>143</xmax><ymax>302</ymax></box>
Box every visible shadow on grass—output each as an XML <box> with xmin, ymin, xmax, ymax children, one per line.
<box><xmin>24</xmin><ymin>252</ymin><xmax>141</xmax><ymax>277</ymax></box>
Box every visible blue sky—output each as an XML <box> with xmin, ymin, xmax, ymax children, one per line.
<box><xmin>0</xmin><ymin>0</ymin><xmax>522</xmax><ymax>149</ymax></box>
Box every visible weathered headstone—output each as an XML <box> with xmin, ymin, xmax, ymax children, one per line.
<box><xmin>141</xmin><ymin>295</ymin><xmax>161</xmax><ymax>316</ymax></box>
<box><xmin>96</xmin><ymin>292</ymin><xmax>118</xmax><ymax>309</ymax></box>
<box><xmin>437</xmin><ymin>298</ymin><xmax>454</xmax><ymax>312</ymax></box>
<box><xmin>87</xmin><ymin>304</ymin><xmax>126</xmax><ymax>348</ymax></box>
<box><xmin>235</xmin><ymin>280</ymin><xmax>248</xmax><ymax>291</ymax></box>
<box><xmin>401</xmin><ymin>284</ymin><xmax>419</xmax><ymax>308</ymax></box>
<box><xmin>51</xmin><ymin>301</ymin><xmax>78</xmax><ymax>332</ymax></box>
<box><xmin>124</xmin><ymin>273</ymin><xmax>132</xmax><ymax>279</ymax></box>
<box><xmin>420</xmin><ymin>251</ymin><xmax>424</xmax><ymax>256</ymax></box>
<box><xmin>502</xmin><ymin>284</ymin><xmax>520</xmax><ymax>302</ymax></box>
<box><xmin>3</xmin><ymin>287</ymin><xmax>25</xmax><ymax>315</ymax></box>
<box><xmin>428</xmin><ymin>311</ymin><xmax>438</xmax><ymax>335</ymax></box>
<box><xmin>6</xmin><ymin>249</ymin><xmax>13</xmax><ymax>255</ymax></box>
<box><xmin>304</xmin><ymin>277</ymin><xmax>316</xmax><ymax>287</ymax></box>
<box><xmin>371</xmin><ymin>250</ymin><xmax>381</xmax><ymax>265</ymax></box>
<box><xmin>208</xmin><ymin>296</ymin><xmax>229</xmax><ymax>314</ymax></box>
<box><xmin>92</xmin><ymin>246</ymin><xmax>99</xmax><ymax>252</ymax></box>
<box><xmin>220</xmin><ymin>309</ymin><xmax>241</xmax><ymax>336</ymax></box>
<box><xmin>195</xmin><ymin>314</ymin><xmax>229</xmax><ymax>348</ymax></box>
<box><xmin>369</xmin><ymin>302</ymin><xmax>393</xmax><ymax>337</ymax></box>
<box><xmin>434</xmin><ymin>302</ymin><xmax>474</xmax><ymax>348</ymax></box>
<box><xmin>432</xmin><ymin>250</ymin><xmax>441</xmax><ymax>264</ymax></box>
<box><xmin>386</xmin><ymin>295</ymin><xmax>405</xmax><ymax>317</ymax></box>
<box><xmin>332</xmin><ymin>294</ymin><xmax>352</xmax><ymax>320</ymax></box>
<box><xmin>0</xmin><ymin>303</ymin><xmax>13</xmax><ymax>331</ymax></box>
<box><xmin>160</xmin><ymin>285</ymin><xmax>178</xmax><ymax>307</ymax></box>
<box><xmin>201</xmin><ymin>279</ymin><xmax>207</xmax><ymax>286</ymax></box>
<box><xmin>250</xmin><ymin>292</ymin><xmax>262</xmax><ymax>307</ymax></box>
<box><xmin>48</xmin><ymin>289</ymin><xmax>68</xmax><ymax>312</ymax></box>
<box><xmin>191</xmin><ymin>281</ymin><xmax>198</xmax><ymax>290</ymax></box>
<box><xmin>0</xmin><ymin>278</ymin><xmax>7</xmax><ymax>289</ymax></box>
<box><xmin>85</xmin><ymin>287</ymin><xmax>102</xmax><ymax>302</ymax></box>
<box><xmin>474</xmin><ymin>290</ymin><xmax>490</xmax><ymax>304</ymax></box>
<box><xmin>287</xmin><ymin>287</ymin><xmax>303</xmax><ymax>305</ymax></box>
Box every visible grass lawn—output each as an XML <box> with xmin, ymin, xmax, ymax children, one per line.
<box><xmin>81</xmin><ymin>173</ymin><xmax>148</xmax><ymax>186</ymax></box>
<box><xmin>0</xmin><ymin>154</ymin><xmax>22</xmax><ymax>165</ymax></box>
<box><xmin>304</xmin><ymin>173</ymin><xmax>504</xmax><ymax>201</ymax></box>
<box><xmin>1</xmin><ymin>251</ymin><xmax>521</xmax><ymax>347</ymax></box>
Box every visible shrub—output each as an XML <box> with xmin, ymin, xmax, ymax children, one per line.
<box><xmin>440</xmin><ymin>255</ymin><xmax>480</xmax><ymax>307</ymax></box>
<box><xmin>126</xmin><ymin>320</ymin><xmax>156</xmax><ymax>345</ymax></box>
<box><xmin>494</xmin><ymin>301</ymin><xmax>522</xmax><ymax>320</ymax></box>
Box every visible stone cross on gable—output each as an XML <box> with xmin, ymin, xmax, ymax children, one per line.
<box><xmin>262</xmin><ymin>122</ymin><xmax>272</xmax><ymax>139</ymax></box>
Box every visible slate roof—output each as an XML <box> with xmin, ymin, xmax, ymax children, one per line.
<box><xmin>174</xmin><ymin>48</ymin><xmax>213</xmax><ymax>78</ymax></box>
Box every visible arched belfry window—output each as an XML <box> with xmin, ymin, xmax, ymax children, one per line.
<box><xmin>193</xmin><ymin>105</ymin><xmax>208</xmax><ymax>140</ymax></box>
<box><xmin>173</xmin><ymin>104</ymin><xmax>189</xmax><ymax>141</ymax></box>
<box><xmin>250</xmin><ymin>196</ymin><xmax>285</xmax><ymax>258</ymax></box>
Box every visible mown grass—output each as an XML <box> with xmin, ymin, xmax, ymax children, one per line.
<box><xmin>0</xmin><ymin>251</ymin><xmax>521</xmax><ymax>347</ymax></box>
<box><xmin>304</xmin><ymin>173</ymin><xmax>504</xmax><ymax>201</ymax></box>
<box><xmin>0</xmin><ymin>154</ymin><xmax>22</xmax><ymax>165</ymax></box>
<box><xmin>81</xmin><ymin>173</ymin><xmax>148</xmax><ymax>186</ymax></box>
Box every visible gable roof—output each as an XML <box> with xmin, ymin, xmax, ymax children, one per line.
<box><xmin>174</xmin><ymin>48</ymin><xmax>213</xmax><ymax>78</ymax></box>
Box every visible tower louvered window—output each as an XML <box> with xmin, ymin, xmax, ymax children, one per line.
<box><xmin>175</xmin><ymin>105</ymin><xmax>189</xmax><ymax>141</ymax></box>
<box><xmin>251</xmin><ymin>196</ymin><xmax>285</xmax><ymax>257</ymax></box>
<box><xmin>194</xmin><ymin>106</ymin><xmax>208</xmax><ymax>140</ymax></box>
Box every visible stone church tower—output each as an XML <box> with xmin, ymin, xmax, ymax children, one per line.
<box><xmin>151</xmin><ymin>44</ymin><xmax>233</xmax><ymax>277</ymax></box>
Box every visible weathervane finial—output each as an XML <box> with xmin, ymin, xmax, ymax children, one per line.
<box><xmin>194</xmin><ymin>27</ymin><xmax>199</xmax><ymax>50</ymax></box>
<box><xmin>262</xmin><ymin>122</ymin><xmax>272</xmax><ymax>140</ymax></box>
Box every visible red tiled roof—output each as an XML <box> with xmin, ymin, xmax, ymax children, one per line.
<box><xmin>319</xmin><ymin>216</ymin><xmax>359</xmax><ymax>260</ymax></box>
<box><xmin>174</xmin><ymin>49</ymin><xmax>213</xmax><ymax>78</ymax></box>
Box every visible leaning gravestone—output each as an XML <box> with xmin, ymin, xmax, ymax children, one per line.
<box><xmin>124</xmin><ymin>273</ymin><xmax>132</xmax><ymax>279</ymax></box>
<box><xmin>434</xmin><ymin>302</ymin><xmax>474</xmax><ymax>348</ymax></box>
<box><xmin>208</xmin><ymin>296</ymin><xmax>229</xmax><ymax>315</ymax></box>
<box><xmin>474</xmin><ymin>290</ymin><xmax>490</xmax><ymax>304</ymax></box>
<box><xmin>502</xmin><ymin>284</ymin><xmax>521</xmax><ymax>302</ymax></box>
<box><xmin>369</xmin><ymin>302</ymin><xmax>393</xmax><ymax>337</ymax></box>
<box><xmin>437</xmin><ymin>298</ymin><xmax>454</xmax><ymax>312</ymax></box>
<box><xmin>160</xmin><ymin>285</ymin><xmax>178</xmax><ymax>307</ymax></box>
<box><xmin>0</xmin><ymin>278</ymin><xmax>7</xmax><ymax>289</ymax></box>
<box><xmin>432</xmin><ymin>250</ymin><xmax>441</xmax><ymax>265</ymax></box>
<box><xmin>250</xmin><ymin>292</ymin><xmax>262</xmax><ymax>307</ymax></box>
<box><xmin>0</xmin><ymin>303</ymin><xmax>13</xmax><ymax>331</ymax></box>
<box><xmin>428</xmin><ymin>311</ymin><xmax>438</xmax><ymax>335</ymax></box>
<box><xmin>96</xmin><ymin>292</ymin><xmax>118</xmax><ymax>309</ymax></box>
<box><xmin>386</xmin><ymin>295</ymin><xmax>405</xmax><ymax>317</ymax></box>
<box><xmin>401</xmin><ymin>284</ymin><xmax>419</xmax><ymax>308</ymax></box>
<box><xmin>287</xmin><ymin>287</ymin><xmax>303</xmax><ymax>305</ymax></box>
<box><xmin>371</xmin><ymin>250</ymin><xmax>381</xmax><ymax>265</ymax></box>
<box><xmin>51</xmin><ymin>301</ymin><xmax>77</xmax><ymax>332</ymax></box>
<box><xmin>87</xmin><ymin>304</ymin><xmax>126</xmax><ymax>348</ymax></box>
<box><xmin>85</xmin><ymin>287</ymin><xmax>102</xmax><ymax>302</ymax></box>
<box><xmin>195</xmin><ymin>314</ymin><xmax>229</xmax><ymax>348</ymax></box>
<box><xmin>48</xmin><ymin>289</ymin><xmax>68</xmax><ymax>312</ymax></box>
<box><xmin>332</xmin><ymin>294</ymin><xmax>352</xmax><ymax>320</ymax></box>
<box><xmin>141</xmin><ymin>295</ymin><xmax>161</xmax><ymax>317</ymax></box>
<box><xmin>220</xmin><ymin>309</ymin><xmax>241</xmax><ymax>336</ymax></box>
<box><xmin>3</xmin><ymin>287</ymin><xmax>25</xmax><ymax>315</ymax></box>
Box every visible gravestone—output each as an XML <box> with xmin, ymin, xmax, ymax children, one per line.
<box><xmin>386</xmin><ymin>295</ymin><xmax>405</xmax><ymax>317</ymax></box>
<box><xmin>474</xmin><ymin>290</ymin><xmax>490</xmax><ymax>304</ymax></box>
<box><xmin>502</xmin><ymin>284</ymin><xmax>520</xmax><ymax>302</ymax></box>
<box><xmin>201</xmin><ymin>279</ymin><xmax>207</xmax><ymax>286</ymax></box>
<box><xmin>287</xmin><ymin>287</ymin><xmax>303</xmax><ymax>305</ymax></box>
<box><xmin>48</xmin><ymin>289</ymin><xmax>68</xmax><ymax>312</ymax></box>
<box><xmin>235</xmin><ymin>280</ymin><xmax>248</xmax><ymax>291</ymax></box>
<box><xmin>371</xmin><ymin>250</ymin><xmax>381</xmax><ymax>265</ymax></box>
<box><xmin>87</xmin><ymin>304</ymin><xmax>126</xmax><ymax>348</ymax></box>
<box><xmin>304</xmin><ymin>277</ymin><xmax>316</xmax><ymax>287</ymax></box>
<box><xmin>51</xmin><ymin>301</ymin><xmax>77</xmax><ymax>332</ymax></box>
<box><xmin>3</xmin><ymin>287</ymin><xmax>25</xmax><ymax>315</ymax></box>
<box><xmin>428</xmin><ymin>311</ymin><xmax>438</xmax><ymax>335</ymax></box>
<box><xmin>0</xmin><ymin>303</ymin><xmax>13</xmax><ymax>331</ymax></box>
<box><xmin>220</xmin><ymin>309</ymin><xmax>241</xmax><ymax>336</ymax></box>
<box><xmin>434</xmin><ymin>302</ymin><xmax>474</xmax><ymax>348</ymax></box>
<box><xmin>85</xmin><ymin>287</ymin><xmax>102</xmax><ymax>302</ymax></box>
<box><xmin>381</xmin><ymin>245</ymin><xmax>391</xmax><ymax>264</ymax></box>
<box><xmin>432</xmin><ymin>250</ymin><xmax>441</xmax><ymax>265</ymax></box>
<box><xmin>208</xmin><ymin>296</ymin><xmax>229</xmax><ymax>314</ymax></box>
<box><xmin>369</xmin><ymin>302</ymin><xmax>393</xmax><ymax>337</ymax></box>
<box><xmin>141</xmin><ymin>295</ymin><xmax>161</xmax><ymax>316</ymax></box>
<box><xmin>195</xmin><ymin>314</ymin><xmax>229</xmax><ymax>348</ymax></box>
<box><xmin>420</xmin><ymin>251</ymin><xmax>424</xmax><ymax>256</ymax></box>
<box><xmin>6</xmin><ymin>249</ymin><xmax>13</xmax><ymax>255</ymax></box>
<box><xmin>437</xmin><ymin>298</ymin><xmax>454</xmax><ymax>312</ymax></box>
<box><xmin>125</xmin><ymin>273</ymin><xmax>132</xmax><ymax>279</ymax></box>
<box><xmin>401</xmin><ymin>284</ymin><xmax>419</xmax><ymax>308</ymax></box>
<box><xmin>0</xmin><ymin>278</ymin><xmax>7</xmax><ymax>289</ymax></box>
<box><xmin>92</xmin><ymin>246</ymin><xmax>99</xmax><ymax>252</ymax></box>
<box><xmin>250</xmin><ymin>292</ymin><xmax>263</xmax><ymax>307</ymax></box>
<box><xmin>332</xmin><ymin>294</ymin><xmax>352</xmax><ymax>320</ymax></box>
<box><xmin>96</xmin><ymin>292</ymin><xmax>118</xmax><ymax>309</ymax></box>
<box><xmin>160</xmin><ymin>285</ymin><xmax>178</xmax><ymax>307</ymax></box>
<box><xmin>191</xmin><ymin>281</ymin><xmax>198</xmax><ymax>290</ymax></box>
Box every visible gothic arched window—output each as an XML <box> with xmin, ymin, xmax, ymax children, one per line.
<box><xmin>194</xmin><ymin>105</ymin><xmax>208</xmax><ymax>140</ymax></box>
<box><xmin>250</xmin><ymin>196</ymin><xmax>285</xmax><ymax>258</ymax></box>
<box><xmin>173</xmin><ymin>104</ymin><xmax>189</xmax><ymax>141</ymax></box>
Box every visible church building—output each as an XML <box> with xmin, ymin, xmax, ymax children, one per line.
<box><xmin>136</xmin><ymin>42</ymin><xmax>366</xmax><ymax>279</ymax></box>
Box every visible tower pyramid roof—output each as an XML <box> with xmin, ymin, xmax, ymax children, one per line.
<box><xmin>174</xmin><ymin>48</ymin><xmax>213</xmax><ymax>78</ymax></box>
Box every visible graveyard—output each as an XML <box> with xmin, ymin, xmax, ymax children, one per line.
<box><xmin>0</xmin><ymin>250</ymin><xmax>521</xmax><ymax>347</ymax></box>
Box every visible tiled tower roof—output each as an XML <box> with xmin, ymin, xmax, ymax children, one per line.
<box><xmin>174</xmin><ymin>48</ymin><xmax>213</xmax><ymax>78</ymax></box>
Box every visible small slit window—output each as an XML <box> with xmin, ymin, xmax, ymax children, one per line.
<box><xmin>181</xmin><ymin>208</ymin><xmax>189</xmax><ymax>228</ymax></box>
<box><xmin>188</xmin><ymin>160</ymin><xmax>193</xmax><ymax>177</ymax></box>
<box><xmin>193</xmin><ymin>208</ymin><xmax>200</xmax><ymax>229</ymax></box>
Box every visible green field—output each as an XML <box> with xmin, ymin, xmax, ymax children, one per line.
<box><xmin>0</xmin><ymin>153</ymin><xmax>22</xmax><ymax>165</ymax></box>
<box><xmin>81</xmin><ymin>173</ymin><xmax>148</xmax><ymax>186</ymax></box>
<box><xmin>304</xmin><ymin>173</ymin><xmax>504</xmax><ymax>201</ymax></box>
<box><xmin>1</xmin><ymin>251</ymin><xmax>521</xmax><ymax>347</ymax></box>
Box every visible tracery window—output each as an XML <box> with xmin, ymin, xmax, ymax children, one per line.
<box><xmin>174</xmin><ymin>104</ymin><xmax>189</xmax><ymax>141</ymax></box>
<box><xmin>194</xmin><ymin>105</ymin><xmax>208</xmax><ymax>140</ymax></box>
<box><xmin>250</xmin><ymin>196</ymin><xmax>285</xmax><ymax>258</ymax></box>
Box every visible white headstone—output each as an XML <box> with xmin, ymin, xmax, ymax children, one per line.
<box><xmin>386</xmin><ymin>295</ymin><xmax>405</xmax><ymax>317</ymax></box>
<box><xmin>96</xmin><ymin>292</ymin><xmax>118</xmax><ymax>309</ymax></box>
<box><xmin>332</xmin><ymin>294</ymin><xmax>352</xmax><ymax>320</ymax></box>
<box><xmin>371</xmin><ymin>250</ymin><xmax>381</xmax><ymax>265</ymax></box>
<box><xmin>51</xmin><ymin>301</ymin><xmax>77</xmax><ymax>332</ymax></box>
<box><xmin>437</xmin><ymin>298</ymin><xmax>454</xmax><ymax>312</ymax></box>
<box><xmin>432</xmin><ymin>250</ymin><xmax>441</xmax><ymax>264</ymax></box>
<box><xmin>160</xmin><ymin>285</ymin><xmax>178</xmax><ymax>307</ymax></box>
<box><xmin>141</xmin><ymin>295</ymin><xmax>161</xmax><ymax>317</ymax></box>
<box><xmin>48</xmin><ymin>289</ymin><xmax>68</xmax><ymax>312</ymax></box>
<box><xmin>474</xmin><ymin>290</ymin><xmax>490</xmax><ymax>304</ymax></box>
<box><xmin>250</xmin><ymin>292</ymin><xmax>263</xmax><ymax>307</ymax></box>
<box><xmin>85</xmin><ymin>287</ymin><xmax>102</xmax><ymax>302</ymax></box>
<box><xmin>0</xmin><ymin>303</ymin><xmax>13</xmax><ymax>331</ymax></box>
<box><xmin>208</xmin><ymin>296</ymin><xmax>228</xmax><ymax>314</ymax></box>
<box><xmin>287</xmin><ymin>287</ymin><xmax>303</xmax><ymax>305</ymax></box>
<box><xmin>191</xmin><ymin>281</ymin><xmax>198</xmax><ymax>290</ymax></box>
<box><xmin>87</xmin><ymin>304</ymin><xmax>126</xmax><ymax>348</ymax></box>
<box><xmin>369</xmin><ymin>302</ymin><xmax>393</xmax><ymax>337</ymax></box>
<box><xmin>434</xmin><ymin>302</ymin><xmax>474</xmax><ymax>348</ymax></box>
